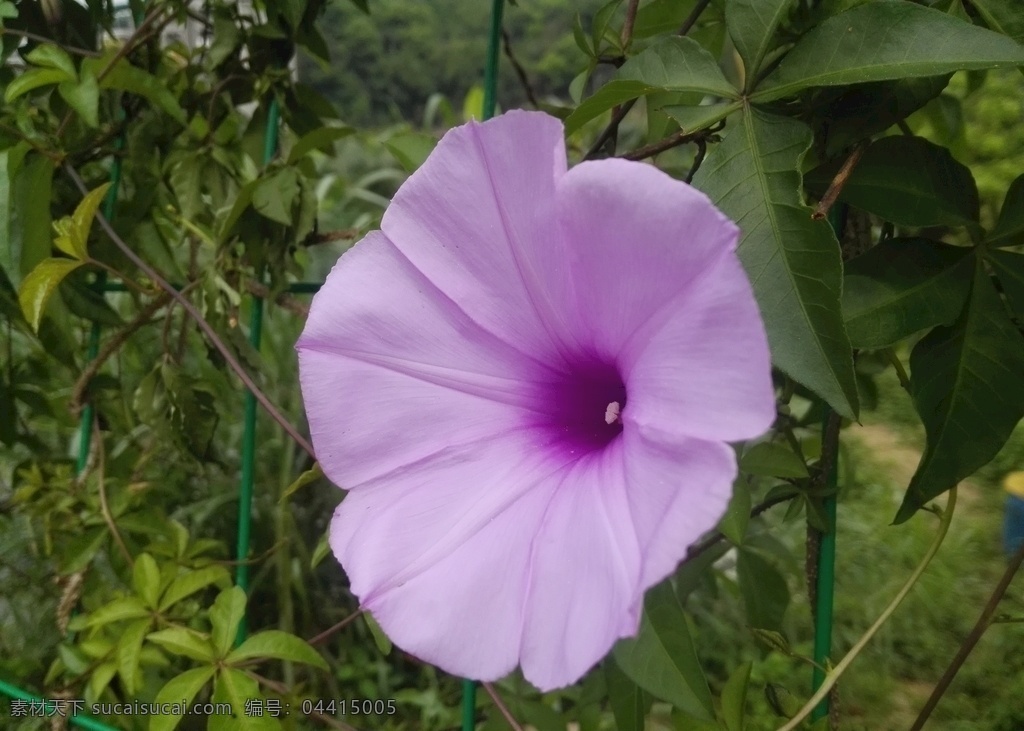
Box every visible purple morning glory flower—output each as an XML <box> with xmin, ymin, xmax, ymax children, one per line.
<box><xmin>296</xmin><ymin>111</ymin><xmax>774</xmax><ymax>690</ymax></box>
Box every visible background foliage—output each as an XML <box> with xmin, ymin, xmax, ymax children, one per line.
<box><xmin>2</xmin><ymin>0</ymin><xmax>1024</xmax><ymax>729</ymax></box>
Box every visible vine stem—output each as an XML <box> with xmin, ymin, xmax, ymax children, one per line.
<box><xmin>909</xmin><ymin>537</ymin><xmax>1024</xmax><ymax>730</ymax></box>
<box><xmin>481</xmin><ymin>682</ymin><xmax>525</xmax><ymax>731</ymax></box>
<box><xmin>63</xmin><ymin>163</ymin><xmax>316</xmax><ymax>461</ymax></box>
<box><xmin>776</xmin><ymin>488</ymin><xmax>958</xmax><ymax>731</ymax></box>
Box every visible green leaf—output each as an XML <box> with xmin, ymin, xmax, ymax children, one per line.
<box><xmin>26</xmin><ymin>44</ymin><xmax>76</xmax><ymax>77</ymax></box>
<box><xmin>897</xmin><ymin>261</ymin><xmax>1024</xmax><ymax>521</ymax></box>
<box><xmin>87</xmin><ymin>662</ymin><xmax>118</xmax><ymax>702</ymax></box>
<box><xmin>812</xmin><ymin>75</ymin><xmax>952</xmax><ymax>159</ymax></box>
<box><xmin>133</xmin><ymin>553</ymin><xmax>162</xmax><ymax>608</ymax></box>
<box><xmin>740</xmin><ymin>442</ymin><xmax>809</xmax><ymax>478</ymax></box>
<box><xmin>7</xmin><ymin>151</ymin><xmax>53</xmax><ymax>288</ymax></box>
<box><xmin>149</xmin><ymin>667</ymin><xmax>216</xmax><ymax>731</ymax></box>
<box><xmin>218</xmin><ymin>179</ymin><xmax>258</xmax><ymax>241</ymax></box>
<box><xmin>210</xmin><ymin>668</ymin><xmax>281</xmax><ymax>731</ymax></box>
<box><xmin>159</xmin><ymin>565</ymin><xmax>231</xmax><ymax>611</ymax></box>
<box><xmin>210</xmin><ymin>586</ymin><xmax>247</xmax><ymax>656</ymax></box>
<box><xmin>281</xmin><ymin>463</ymin><xmax>323</xmax><ymax>501</ymax></box>
<box><xmin>58</xmin><ymin>71</ymin><xmax>99</xmax><ymax>127</ymax></box>
<box><xmin>226</xmin><ymin>630</ymin><xmax>328</xmax><ymax>670</ymax></box>
<box><xmin>692</xmin><ymin>109</ymin><xmax>859</xmax><ymax>418</ymax></box>
<box><xmin>383</xmin><ymin>131</ymin><xmax>438</xmax><ymax>172</ymax></box>
<box><xmin>970</xmin><ymin>0</ymin><xmax>1024</xmax><ymax>44</ymax></box>
<box><xmin>252</xmin><ymin>168</ymin><xmax>299</xmax><ymax>226</ymax></box>
<box><xmin>842</xmin><ymin>238</ymin><xmax>973</xmax><ymax>349</ymax></box>
<box><xmin>147</xmin><ymin>627</ymin><xmax>216</xmax><ymax>662</ymax></box>
<box><xmin>54</xmin><ymin>182</ymin><xmax>111</xmax><ymax>260</ymax></box>
<box><xmin>726</xmin><ymin>0</ymin><xmax>795</xmax><ymax>88</ymax></box>
<box><xmin>613</xmin><ymin>581</ymin><xmax>714</xmax><ymax>719</ymax></box>
<box><xmin>719</xmin><ymin>478</ymin><xmax>752</xmax><ymax>545</ymax></box>
<box><xmin>755</xmin><ymin>1</ymin><xmax>1024</xmax><ymax>102</ymax></box>
<box><xmin>462</xmin><ymin>85</ymin><xmax>484</xmax><ymax>121</ymax></box>
<box><xmin>565</xmin><ymin>37</ymin><xmax>739</xmax><ymax>135</ymax></box>
<box><xmin>85</xmin><ymin>596</ymin><xmax>149</xmax><ymax>627</ymax></box>
<box><xmin>605</xmin><ymin>659</ymin><xmax>648</xmax><ymax>731</ymax></box>
<box><xmin>117</xmin><ymin>618</ymin><xmax>151</xmax><ymax>696</ymax></box>
<box><xmin>660</xmin><ymin>100</ymin><xmax>741</xmax><ymax>134</ymax></box>
<box><xmin>987</xmin><ymin>249</ymin><xmax>1024</xmax><ymax>315</ymax></box>
<box><xmin>736</xmin><ymin>549</ymin><xmax>790</xmax><ymax>632</ymax></box>
<box><xmin>310</xmin><ymin>530</ymin><xmax>330</xmax><ymax>569</ymax></box>
<box><xmin>633</xmin><ymin>0</ymin><xmax>699</xmax><ymax>40</ymax></box>
<box><xmin>17</xmin><ymin>258</ymin><xmax>83</xmax><ymax>332</ymax></box>
<box><xmin>287</xmin><ymin>125</ymin><xmax>354</xmax><ymax>164</ymax></box>
<box><xmin>364</xmin><ymin>612</ymin><xmax>392</xmax><ymax>656</ymax></box>
<box><xmin>96</xmin><ymin>57</ymin><xmax>187</xmax><ymax>124</ymax></box>
<box><xmin>5</xmin><ymin>67</ymin><xmax>74</xmax><ymax>102</ymax></box>
<box><xmin>806</xmin><ymin>136</ymin><xmax>979</xmax><ymax>229</ymax></box>
<box><xmin>990</xmin><ymin>173</ymin><xmax>1024</xmax><ymax>247</ymax></box>
<box><xmin>720</xmin><ymin>661</ymin><xmax>752</xmax><ymax>731</ymax></box>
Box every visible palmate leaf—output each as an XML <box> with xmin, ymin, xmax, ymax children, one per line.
<box><xmin>987</xmin><ymin>249</ymin><xmax>1024</xmax><ymax>315</ymax></box>
<box><xmin>754</xmin><ymin>0</ymin><xmax>1024</xmax><ymax>103</ymax></box>
<box><xmin>604</xmin><ymin>658</ymin><xmax>649</xmax><ymax>731</ymax></box>
<box><xmin>897</xmin><ymin>259</ymin><xmax>1024</xmax><ymax>522</ymax></box>
<box><xmin>842</xmin><ymin>238</ymin><xmax>974</xmax><ymax>349</ymax></box>
<box><xmin>692</xmin><ymin>108</ymin><xmax>859</xmax><ymax>418</ymax></box>
<box><xmin>989</xmin><ymin>173</ymin><xmax>1024</xmax><ymax>247</ymax></box>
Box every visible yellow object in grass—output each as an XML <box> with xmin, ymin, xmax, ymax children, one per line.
<box><xmin>1003</xmin><ymin>471</ymin><xmax>1024</xmax><ymax>499</ymax></box>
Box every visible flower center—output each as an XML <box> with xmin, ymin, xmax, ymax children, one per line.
<box><xmin>535</xmin><ymin>357</ymin><xmax>626</xmax><ymax>454</ymax></box>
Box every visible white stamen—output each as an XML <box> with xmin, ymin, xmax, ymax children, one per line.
<box><xmin>604</xmin><ymin>400</ymin><xmax>621</xmax><ymax>425</ymax></box>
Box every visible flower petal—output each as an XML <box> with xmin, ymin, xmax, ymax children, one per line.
<box><xmin>330</xmin><ymin>431</ymin><xmax>574</xmax><ymax>680</ymax></box>
<box><xmin>552</xmin><ymin>158</ymin><xmax>741</xmax><ymax>362</ymax></box>
<box><xmin>520</xmin><ymin>440</ymin><xmax>643</xmax><ymax>690</ymax></box>
<box><xmin>622</xmin><ymin>253</ymin><xmax>776</xmax><ymax>442</ymax></box>
<box><xmin>381</xmin><ymin>110</ymin><xmax>576</xmax><ymax>363</ymax></box>
<box><xmin>621</xmin><ymin>426</ymin><xmax>737</xmax><ymax>589</ymax></box>
<box><xmin>297</xmin><ymin>231</ymin><xmax>553</xmax><ymax>487</ymax></box>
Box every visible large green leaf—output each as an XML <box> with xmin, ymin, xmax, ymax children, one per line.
<box><xmin>692</xmin><ymin>109</ymin><xmax>859</xmax><ymax>418</ymax></box>
<box><xmin>737</xmin><ymin>548</ymin><xmax>789</xmax><ymax>631</ymax></box>
<box><xmin>4</xmin><ymin>67</ymin><xmax>74</xmax><ymax>102</ymax></box>
<box><xmin>613</xmin><ymin>581</ymin><xmax>713</xmax><ymax>719</ymax></box>
<box><xmin>286</xmin><ymin>124</ymin><xmax>354</xmax><ymax>163</ymax></box>
<box><xmin>226</xmin><ymin>630</ymin><xmax>328</xmax><ymax>670</ymax></box>
<box><xmin>971</xmin><ymin>0</ymin><xmax>1024</xmax><ymax>44</ymax></box>
<box><xmin>25</xmin><ymin>44</ymin><xmax>77</xmax><ymax>78</ymax></box>
<box><xmin>132</xmin><ymin>553</ymin><xmax>162</xmax><ymax>608</ymax></box>
<box><xmin>210</xmin><ymin>668</ymin><xmax>281</xmax><ymax>731</ymax></box>
<box><xmin>147</xmin><ymin>627</ymin><xmax>215</xmax><ymax>662</ymax></box>
<box><xmin>17</xmin><ymin>258</ymin><xmax>83</xmax><ymax>332</ymax></box>
<box><xmin>755</xmin><ymin>1</ymin><xmax>1024</xmax><ymax>102</ymax></box>
<box><xmin>564</xmin><ymin>37</ymin><xmax>738</xmax><ymax>134</ymax></box>
<box><xmin>210</xmin><ymin>586</ymin><xmax>247</xmax><ymax>656</ymax></box>
<box><xmin>159</xmin><ymin>565</ymin><xmax>230</xmax><ymax>611</ymax></box>
<box><xmin>8</xmin><ymin>152</ymin><xmax>54</xmax><ymax>285</ymax></box>
<box><xmin>805</xmin><ymin>136</ymin><xmax>980</xmax><ymax>229</ymax></box>
<box><xmin>811</xmin><ymin>75</ymin><xmax>951</xmax><ymax>159</ymax></box>
<box><xmin>58</xmin><ymin>72</ymin><xmax>99</xmax><ymax>128</ymax></box>
<box><xmin>150</xmin><ymin>667</ymin><xmax>216</xmax><ymax>731</ymax></box>
<box><xmin>842</xmin><ymin>238</ymin><xmax>973</xmax><ymax>348</ymax></box>
<box><xmin>896</xmin><ymin>260</ymin><xmax>1024</xmax><ymax>521</ymax></box>
<box><xmin>989</xmin><ymin>173</ymin><xmax>1024</xmax><ymax>247</ymax></box>
<box><xmin>605</xmin><ymin>659</ymin><xmax>649</xmax><ymax>731</ymax></box>
<box><xmin>725</xmin><ymin>0</ymin><xmax>795</xmax><ymax>88</ymax></box>
<box><xmin>987</xmin><ymin>249</ymin><xmax>1024</xmax><ymax>315</ymax></box>
<box><xmin>93</xmin><ymin>56</ymin><xmax>187</xmax><ymax>124</ymax></box>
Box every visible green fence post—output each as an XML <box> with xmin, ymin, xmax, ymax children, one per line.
<box><xmin>233</xmin><ymin>97</ymin><xmax>281</xmax><ymax>646</ymax></box>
